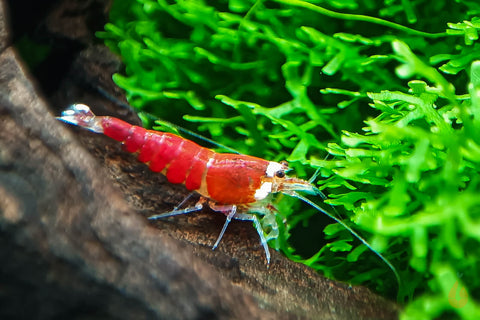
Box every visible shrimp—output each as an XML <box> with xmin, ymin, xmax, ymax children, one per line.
<box><xmin>58</xmin><ymin>103</ymin><xmax>400</xmax><ymax>286</ymax></box>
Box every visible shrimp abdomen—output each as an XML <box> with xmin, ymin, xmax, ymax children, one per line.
<box><xmin>102</xmin><ymin>117</ymin><xmax>212</xmax><ymax>189</ymax></box>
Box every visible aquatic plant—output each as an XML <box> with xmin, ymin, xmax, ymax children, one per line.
<box><xmin>98</xmin><ymin>1</ymin><xmax>480</xmax><ymax>318</ymax></box>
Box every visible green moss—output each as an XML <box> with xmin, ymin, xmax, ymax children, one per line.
<box><xmin>98</xmin><ymin>1</ymin><xmax>480</xmax><ymax>318</ymax></box>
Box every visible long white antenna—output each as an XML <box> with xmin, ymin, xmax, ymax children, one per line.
<box><xmin>282</xmin><ymin>190</ymin><xmax>401</xmax><ymax>289</ymax></box>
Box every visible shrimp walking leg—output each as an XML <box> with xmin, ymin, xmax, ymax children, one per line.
<box><xmin>234</xmin><ymin>213</ymin><xmax>270</xmax><ymax>265</ymax></box>
<box><xmin>173</xmin><ymin>192</ymin><xmax>197</xmax><ymax>211</ymax></box>
<box><xmin>210</xmin><ymin>203</ymin><xmax>275</xmax><ymax>264</ymax></box>
<box><xmin>210</xmin><ymin>205</ymin><xmax>237</xmax><ymax>250</ymax></box>
<box><xmin>148</xmin><ymin>202</ymin><xmax>204</xmax><ymax>220</ymax></box>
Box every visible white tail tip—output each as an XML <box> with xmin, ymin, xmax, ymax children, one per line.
<box><xmin>57</xmin><ymin>104</ymin><xmax>104</xmax><ymax>133</ymax></box>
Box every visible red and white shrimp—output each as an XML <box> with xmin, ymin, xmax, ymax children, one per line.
<box><xmin>58</xmin><ymin>103</ymin><xmax>316</xmax><ymax>264</ymax></box>
<box><xmin>58</xmin><ymin>103</ymin><xmax>400</xmax><ymax>284</ymax></box>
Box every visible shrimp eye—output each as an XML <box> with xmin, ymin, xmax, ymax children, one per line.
<box><xmin>275</xmin><ymin>170</ymin><xmax>286</xmax><ymax>178</ymax></box>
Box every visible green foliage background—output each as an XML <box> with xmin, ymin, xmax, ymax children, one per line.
<box><xmin>98</xmin><ymin>0</ymin><xmax>480</xmax><ymax>318</ymax></box>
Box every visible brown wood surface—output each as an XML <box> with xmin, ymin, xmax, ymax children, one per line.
<box><xmin>0</xmin><ymin>1</ymin><xmax>400</xmax><ymax>319</ymax></box>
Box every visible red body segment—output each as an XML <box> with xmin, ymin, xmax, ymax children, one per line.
<box><xmin>99</xmin><ymin>116</ymin><xmax>269</xmax><ymax>204</ymax></box>
<box><xmin>123</xmin><ymin>126</ymin><xmax>148</xmax><ymax>153</ymax></box>
<box><xmin>166</xmin><ymin>139</ymin><xmax>199</xmax><ymax>184</ymax></box>
<box><xmin>150</xmin><ymin>135</ymin><xmax>185</xmax><ymax>173</ymax></box>
<box><xmin>148</xmin><ymin>138</ymin><xmax>170</xmax><ymax>172</ymax></box>
<box><xmin>185</xmin><ymin>148</ymin><xmax>214</xmax><ymax>191</ymax></box>
<box><xmin>137</xmin><ymin>133</ymin><xmax>161</xmax><ymax>163</ymax></box>
<box><xmin>101</xmin><ymin>117</ymin><xmax>131</xmax><ymax>141</ymax></box>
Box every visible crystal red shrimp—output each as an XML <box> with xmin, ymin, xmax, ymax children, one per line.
<box><xmin>58</xmin><ymin>103</ymin><xmax>401</xmax><ymax>285</ymax></box>
<box><xmin>58</xmin><ymin>103</ymin><xmax>316</xmax><ymax>264</ymax></box>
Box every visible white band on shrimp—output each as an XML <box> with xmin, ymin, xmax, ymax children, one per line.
<box><xmin>254</xmin><ymin>182</ymin><xmax>272</xmax><ymax>200</ymax></box>
<box><xmin>265</xmin><ymin>162</ymin><xmax>285</xmax><ymax>178</ymax></box>
<box><xmin>58</xmin><ymin>104</ymin><xmax>104</xmax><ymax>133</ymax></box>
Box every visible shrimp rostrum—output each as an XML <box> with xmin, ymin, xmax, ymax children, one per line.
<box><xmin>58</xmin><ymin>103</ymin><xmax>319</xmax><ymax>264</ymax></box>
<box><xmin>58</xmin><ymin>103</ymin><xmax>400</xmax><ymax>283</ymax></box>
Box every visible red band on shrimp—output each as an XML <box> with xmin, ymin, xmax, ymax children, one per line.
<box><xmin>138</xmin><ymin>133</ymin><xmax>162</xmax><ymax>163</ymax></box>
<box><xmin>123</xmin><ymin>126</ymin><xmax>148</xmax><ymax>153</ymax></box>
<box><xmin>149</xmin><ymin>134</ymin><xmax>185</xmax><ymax>172</ymax></box>
<box><xmin>185</xmin><ymin>148</ymin><xmax>214</xmax><ymax>191</ymax></box>
<box><xmin>166</xmin><ymin>140</ymin><xmax>199</xmax><ymax>184</ymax></box>
<box><xmin>102</xmin><ymin>117</ymin><xmax>132</xmax><ymax>142</ymax></box>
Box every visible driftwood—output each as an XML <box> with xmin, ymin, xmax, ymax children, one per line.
<box><xmin>0</xmin><ymin>1</ymin><xmax>399</xmax><ymax>319</ymax></box>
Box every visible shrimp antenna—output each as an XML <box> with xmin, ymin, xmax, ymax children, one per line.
<box><xmin>308</xmin><ymin>167</ymin><xmax>322</xmax><ymax>184</ymax></box>
<box><xmin>142</xmin><ymin>112</ymin><xmax>240</xmax><ymax>154</ymax></box>
<box><xmin>282</xmin><ymin>190</ymin><xmax>401</xmax><ymax>290</ymax></box>
<box><xmin>92</xmin><ymin>86</ymin><xmax>240</xmax><ymax>154</ymax></box>
<box><xmin>306</xmin><ymin>168</ymin><xmax>326</xmax><ymax>200</ymax></box>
